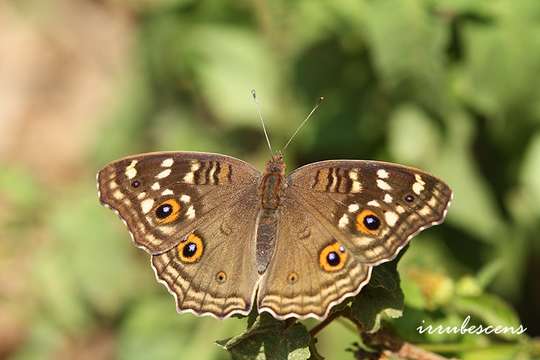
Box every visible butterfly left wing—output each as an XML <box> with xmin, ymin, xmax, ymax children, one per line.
<box><xmin>97</xmin><ymin>151</ymin><xmax>260</xmax><ymax>254</ymax></box>
<box><xmin>287</xmin><ymin>160</ymin><xmax>452</xmax><ymax>265</ymax></box>
<box><xmin>151</xmin><ymin>190</ymin><xmax>261</xmax><ymax>318</ymax></box>
<box><xmin>98</xmin><ymin>151</ymin><xmax>262</xmax><ymax>318</ymax></box>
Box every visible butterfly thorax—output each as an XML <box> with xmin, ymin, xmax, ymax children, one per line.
<box><xmin>259</xmin><ymin>154</ymin><xmax>286</xmax><ymax>210</ymax></box>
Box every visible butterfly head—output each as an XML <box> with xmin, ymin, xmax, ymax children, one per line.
<box><xmin>265</xmin><ymin>152</ymin><xmax>286</xmax><ymax>175</ymax></box>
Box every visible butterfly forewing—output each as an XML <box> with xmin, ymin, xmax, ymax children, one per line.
<box><xmin>288</xmin><ymin>160</ymin><xmax>452</xmax><ymax>265</ymax></box>
<box><xmin>97</xmin><ymin>151</ymin><xmax>261</xmax><ymax>254</ymax></box>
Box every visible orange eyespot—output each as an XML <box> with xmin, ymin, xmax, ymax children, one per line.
<box><xmin>177</xmin><ymin>233</ymin><xmax>204</xmax><ymax>263</ymax></box>
<box><xmin>216</xmin><ymin>271</ymin><xmax>227</xmax><ymax>284</ymax></box>
<box><xmin>287</xmin><ymin>272</ymin><xmax>299</xmax><ymax>284</ymax></box>
<box><xmin>355</xmin><ymin>209</ymin><xmax>382</xmax><ymax>235</ymax></box>
<box><xmin>154</xmin><ymin>199</ymin><xmax>181</xmax><ymax>224</ymax></box>
<box><xmin>319</xmin><ymin>242</ymin><xmax>348</xmax><ymax>272</ymax></box>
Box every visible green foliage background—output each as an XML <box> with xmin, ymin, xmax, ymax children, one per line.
<box><xmin>2</xmin><ymin>0</ymin><xmax>540</xmax><ymax>359</ymax></box>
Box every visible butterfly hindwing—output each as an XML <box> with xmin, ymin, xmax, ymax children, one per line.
<box><xmin>97</xmin><ymin>151</ymin><xmax>260</xmax><ymax>253</ymax></box>
<box><xmin>257</xmin><ymin>194</ymin><xmax>372</xmax><ymax>319</ymax></box>
<box><xmin>288</xmin><ymin>160</ymin><xmax>452</xmax><ymax>264</ymax></box>
<box><xmin>151</xmin><ymin>190</ymin><xmax>260</xmax><ymax>318</ymax></box>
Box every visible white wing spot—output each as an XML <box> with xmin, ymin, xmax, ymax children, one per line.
<box><xmin>413</xmin><ymin>182</ymin><xmax>425</xmax><ymax>195</ymax></box>
<box><xmin>159</xmin><ymin>226</ymin><xmax>175</xmax><ymax>235</ymax></box>
<box><xmin>191</xmin><ymin>161</ymin><xmax>201</xmax><ymax>171</ymax></box>
<box><xmin>354</xmin><ymin>236</ymin><xmax>376</xmax><ymax>247</ymax></box>
<box><xmin>183</xmin><ymin>173</ymin><xmax>194</xmax><ymax>184</ymax></box>
<box><xmin>108</xmin><ymin>181</ymin><xmax>118</xmax><ymax>190</ymax></box>
<box><xmin>338</xmin><ymin>214</ymin><xmax>350</xmax><ymax>229</ymax></box>
<box><xmin>161</xmin><ymin>158</ymin><xmax>174</xmax><ymax>167</ymax></box>
<box><xmin>112</xmin><ymin>190</ymin><xmax>124</xmax><ymax>200</ymax></box>
<box><xmin>383</xmin><ymin>193</ymin><xmax>393</xmax><ymax>203</ymax></box>
<box><xmin>396</xmin><ymin>205</ymin><xmax>406</xmax><ymax>214</ymax></box>
<box><xmin>377</xmin><ymin>169</ymin><xmax>389</xmax><ymax>179</ymax></box>
<box><xmin>208</xmin><ymin>164</ymin><xmax>218</xmax><ymax>184</ymax></box>
<box><xmin>419</xmin><ymin>205</ymin><xmax>431</xmax><ymax>216</ymax></box>
<box><xmin>365</xmin><ymin>246</ymin><xmax>384</xmax><ymax>258</ymax></box>
<box><xmin>161</xmin><ymin>189</ymin><xmax>174</xmax><ymax>196</ymax></box>
<box><xmin>348</xmin><ymin>169</ymin><xmax>359</xmax><ymax>180</ymax></box>
<box><xmin>125</xmin><ymin>160</ymin><xmax>138</xmax><ymax>179</ymax></box>
<box><xmin>141</xmin><ymin>198</ymin><xmax>155</xmax><ymax>214</ymax></box>
<box><xmin>156</xmin><ymin>169</ymin><xmax>172</xmax><ymax>179</ymax></box>
<box><xmin>186</xmin><ymin>205</ymin><xmax>196</xmax><ymax>220</ymax></box>
<box><xmin>376</xmin><ymin>179</ymin><xmax>392</xmax><ymax>191</ymax></box>
<box><xmin>367</xmin><ymin>200</ymin><xmax>380</xmax><ymax>207</ymax></box>
<box><xmin>351</xmin><ymin>180</ymin><xmax>362</xmax><ymax>193</ymax></box>
<box><xmin>180</xmin><ymin>195</ymin><xmax>191</xmax><ymax>203</ymax></box>
<box><xmin>151</xmin><ymin>182</ymin><xmax>161</xmax><ymax>190</ymax></box>
<box><xmin>384</xmin><ymin>211</ymin><xmax>399</xmax><ymax>227</ymax></box>
<box><xmin>137</xmin><ymin>192</ymin><xmax>147</xmax><ymax>200</ymax></box>
<box><xmin>348</xmin><ymin>203</ymin><xmax>360</xmax><ymax>213</ymax></box>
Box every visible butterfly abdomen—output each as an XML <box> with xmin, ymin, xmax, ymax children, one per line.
<box><xmin>255</xmin><ymin>209</ymin><xmax>278</xmax><ymax>274</ymax></box>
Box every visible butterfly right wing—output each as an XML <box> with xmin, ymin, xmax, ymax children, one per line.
<box><xmin>287</xmin><ymin>160</ymin><xmax>452</xmax><ymax>265</ymax></box>
<box><xmin>257</xmin><ymin>193</ymin><xmax>372</xmax><ymax>320</ymax></box>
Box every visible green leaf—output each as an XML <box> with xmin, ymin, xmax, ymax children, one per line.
<box><xmin>0</xmin><ymin>164</ymin><xmax>46</xmax><ymax>232</ymax></box>
<box><xmin>119</xmin><ymin>296</ymin><xmax>243</xmax><ymax>360</ymax></box>
<box><xmin>189</xmin><ymin>25</ymin><xmax>281</xmax><ymax>128</ymax></box>
<box><xmin>429</xmin><ymin>112</ymin><xmax>507</xmax><ymax>242</ymax></box>
<box><xmin>350</xmin><ymin>257</ymin><xmax>404</xmax><ymax>333</ymax></box>
<box><xmin>49</xmin><ymin>186</ymin><xmax>151</xmax><ymax>318</ymax></box>
<box><xmin>520</xmin><ymin>133</ymin><xmax>540</xmax><ymax>219</ymax></box>
<box><xmin>360</xmin><ymin>0</ymin><xmax>449</xmax><ymax>111</ymax></box>
<box><xmin>457</xmin><ymin>4</ymin><xmax>540</xmax><ymax>121</ymax></box>
<box><xmin>461</xmin><ymin>344</ymin><xmax>529</xmax><ymax>360</ymax></box>
<box><xmin>388</xmin><ymin>104</ymin><xmax>442</xmax><ymax>167</ymax></box>
<box><xmin>217</xmin><ymin>314</ymin><xmax>311</xmax><ymax>360</ymax></box>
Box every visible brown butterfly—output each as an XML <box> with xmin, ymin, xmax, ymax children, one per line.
<box><xmin>97</xmin><ymin>97</ymin><xmax>452</xmax><ymax>320</ymax></box>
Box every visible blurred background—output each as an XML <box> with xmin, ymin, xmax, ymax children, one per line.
<box><xmin>1</xmin><ymin>0</ymin><xmax>540</xmax><ymax>359</ymax></box>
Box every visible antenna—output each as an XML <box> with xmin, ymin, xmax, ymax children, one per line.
<box><xmin>251</xmin><ymin>89</ymin><xmax>273</xmax><ymax>155</ymax></box>
<box><xmin>281</xmin><ymin>96</ymin><xmax>324</xmax><ymax>153</ymax></box>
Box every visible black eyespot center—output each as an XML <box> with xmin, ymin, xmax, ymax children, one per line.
<box><xmin>216</xmin><ymin>271</ymin><xmax>227</xmax><ymax>283</ymax></box>
<box><xmin>287</xmin><ymin>272</ymin><xmax>299</xmax><ymax>284</ymax></box>
<box><xmin>131</xmin><ymin>180</ymin><xmax>141</xmax><ymax>188</ymax></box>
<box><xmin>155</xmin><ymin>203</ymin><xmax>173</xmax><ymax>219</ymax></box>
<box><xmin>405</xmin><ymin>194</ymin><xmax>415</xmax><ymax>202</ymax></box>
<box><xmin>326</xmin><ymin>251</ymin><xmax>341</xmax><ymax>266</ymax></box>
<box><xmin>182</xmin><ymin>242</ymin><xmax>197</xmax><ymax>258</ymax></box>
<box><xmin>363</xmin><ymin>214</ymin><xmax>381</xmax><ymax>230</ymax></box>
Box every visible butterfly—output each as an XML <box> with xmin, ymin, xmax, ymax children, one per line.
<box><xmin>97</xmin><ymin>149</ymin><xmax>452</xmax><ymax>320</ymax></box>
<box><xmin>98</xmin><ymin>91</ymin><xmax>451</xmax><ymax>320</ymax></box>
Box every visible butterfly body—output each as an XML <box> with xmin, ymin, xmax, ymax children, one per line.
<box><xmin>256</xmin><ymin>154</ymin><xmax>286</xmax><ymax>273</ymax></box>
<box><xmin>97</xmin><ymin>151</ymin><xmax>452</xmax><ymax>320</ymax></box>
